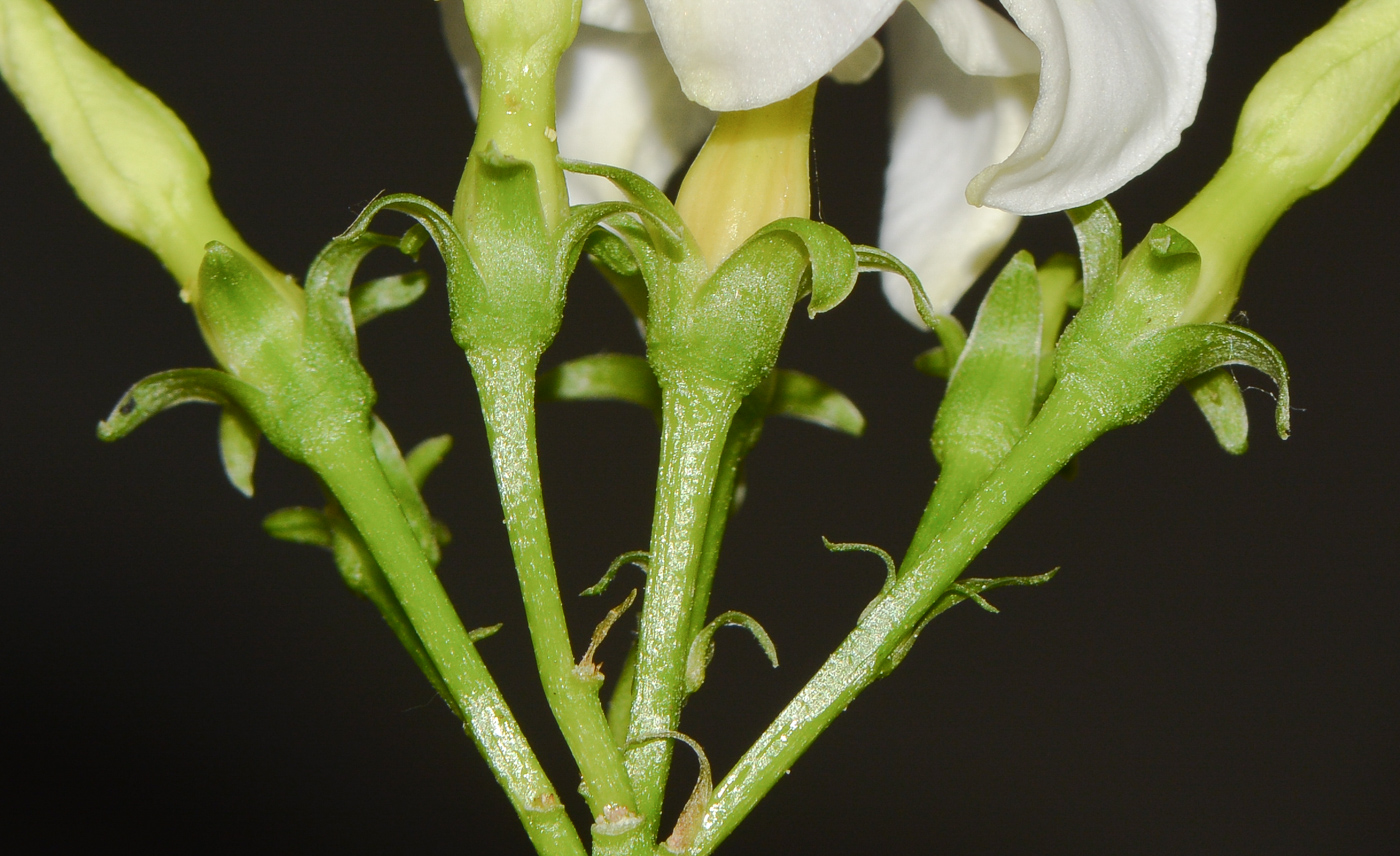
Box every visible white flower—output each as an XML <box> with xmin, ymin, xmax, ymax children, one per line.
<box><xmin>442</xmin><ymin>0</ymin><xmax>1215</xmax><ymax>324</ymax></box>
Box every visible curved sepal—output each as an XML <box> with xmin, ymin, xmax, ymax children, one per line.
<box><xmin>747</xmin><ymin>218</ymin><xmax>858</xmax><ymax>317</ymax></box>
<box><xmin>194</xmin><ymin>243</ymin><xmax>303</xmax><ymax>390</ymax></box>
<box><xmin>913</xmin><ymin>314</ymin><xmax>970</xmax><ymax>379</ymax></box>
<box><xmin>683</xmin><ymin>611</ymin><xmax>779</xmax><ymax>696</ymax></box>
<box><xmin>218</xmin><ymin>406</ymin><xmax>260</xmax><ymax>497</ymax></box>
<box><xmin>822</xmin><ymin>538</ymin><xmax>897</xmax><ymax>592</ymax></box>
<box><xmin>1130</xmin><ymin>322</ymin><xmax>1291</xmax><ymax>439</ymax></box>
<box><xmin>342</xmin><ymin>193</ymin><xmax>480</xmax><ymax>311</ymax></box>
<box><xmin>262</xmin><ymin>506</ymin><xmax>332</xmax><ymax>548</ymax></box>
<box><xmin>856</xmin><ymin>245</ymin><xmax>936</xmax><ymax>328</ymax></box>
<box><xmin>98</xmin><ymin>368</ymin><xmax>269</xmax><ymax>443</ymax></box>
<box><xmin>370</xmin><ymin>416</ymin><xmax>448</xmax><ymax>567</ymax></box>
<box><xmin>932</xmin><ymin>252</ymin><xmax>1042</xmax><ymax>471</ymax></box>
<box><xmin>768</xmin><ymin>369</ymin><xmax>865</xmax><ymax>437</ymax></box>
<box><xmin>538</xmin><ymin>353</ymin><xmax>662</xmax><ymax>422</ymax></box>
<box><xmin>1067</xmin><ymin>200</ymin><xmax>1122</xmax><ymax>305</ymax></box>
<box><xmin>350</xmin><ymin>271</ymin><xmax>429</xmax><ymax>327</ymax></box>
<box><xmin>405</xmin><ymin>435</ymin><xmax>453</xmax><ymax>489</ymax></box>
<box><xmin>561</xmin><ymin>157</ymin><xmax>689</xmax><ymax>239</ymax></box>
<box><xmin>1187</xmin><ymin>368</ymin><xmax>1250</xmax><ymax>455</ymax></box>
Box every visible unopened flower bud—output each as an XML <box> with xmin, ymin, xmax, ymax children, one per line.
<box><xmin>0</xmin><ymin>0</ymin><xmax>278</xmax><ymax>295</ymax></box>
<box><xmin>1170</xmin><ymin>0</ymin><xmax>1400</xmax><ymax>322</ymax></box>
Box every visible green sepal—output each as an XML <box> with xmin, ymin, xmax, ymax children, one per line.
<box><xmin>767</xmin><ymin>369</ymin><xmax>865</xmax><ymax>436</ymax></box>
<box><xmin>912</xmin><ymin>314</ymin><xmax>970</xmax><ymax>379</ymax></box>
<box><xmin>370</xmin><ymin>416</ymin><xmax>447</xmax><ymax>567</ymax></box>
<box><xmin>350</xmin><ymin>271</ymin><xmax>428</xmax><ymax>327</ymax></box>
<box><xmin>584</xmin><ymin>229</ymin><xmax>650</xmax><ymax>325</ymax></box>
<box><xmin>560</xmin><ymin>157</ymin><xmax>689</xmax><ymax>241</ymax></box>
<box><xmin>538</xmin><ymin>353</ymin><xmax>662</xmax><ymax>422</ymax></box>
<box><xmin>405</xmin><ymin>435</ymin><xmax>453</xmax><ymax>489</ymax></box>
<box><xmin>652</xmin><ymin>218</ymin><xmax>855</xmax><ymax>393</ymax></box>
<box><xmin>219</xmin><ymin>406</ymin><xmax>260</xmax><ymax>497</ymax></box>
<box><xmin>1129</xmin><ymin>322</ymin><xmax>1291</xmax><ymax>439</ymax></box>
<box><xmin>1068</xmin><ymin>200</ymin><xmax>1122</xmax><ymax>305</ymax></box>
<box><xmin>262</xmin><ymin>506</ymin><xmax>332</xmax><ymax>548</ymax></box>
<box><xmin>1187</xmin><ymin>368</ymin><xmax>1251</xmax><ymax>455</ymax></box>
<box><xmin>855</xmin><ymin>245</ymin><xmax>935</xmax><ymax>328</ymax></box>
<box><xmin>582</xmin><ymin>550</ymin><xmax>650</xmax><ymax>596</ymax></box>
<box><xmin>98</xmin><ymin>368</ymin><xmax>270</xmax><ymax>443</ymax></box>
<box><xmin>880</xmin><ymin>569</ymin><xmax>1059</xmax><ymax>677</ymax></box>
<box><xmin>932</xmin><ymin>252</ymin><xmax>1042</xmax><ymax>470</ymax></box>
<box><xmin>751</xmin><ymin>218</ymin><xmax>858</xmax><ymax>317</ymax></box>
<box><xmin>1035</xmin><ymin>254</ymin><xmax>1083</xmax><ymax>405</ymax></box>
<box><xmin>194</xmin><ymin>242</ymin><xmax>303</xmax><ymax>390</ymax></box>
<box><xmin>684</xmin><ymin>611</ymin><xmax>779</xmax><ymax>695</ymax></box>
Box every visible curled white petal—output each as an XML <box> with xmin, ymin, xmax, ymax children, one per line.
<box><xmin>968</xmin><ymin>0</ymin><xmax>1216</xmax><ymax>214</ymax></box>
<box><xmin>440</xmin><ymin>4</ymin><xmax>712</xmax><ymax>205</ymax></box>
<box><xmin>829</xmin><ymin>37</ymin><xmax>885</xmax><ymax>85</ymax></box>
<box><xmin>880</xmin><ymin>2</ymin><xmax>1035</xmax><ymax>323</ymax></box>
<box><xmin>643</xmin><ymin>0</ymin><xmax>902</xmax><ymax>110</ymax></box>
<box><xmin>911</xmin><ymin>0</ymin><xmax>1039</xmax><ymax>78</ymax></box>
<box><xmin>581</xmin><ymin>0</ymin><xmax>653</xmax><ymax>33</ymax></box>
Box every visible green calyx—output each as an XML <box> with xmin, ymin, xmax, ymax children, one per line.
<box><xmin>99</xmin><ymin>215</ymin><xmax>433</xmax><ymax>489</ymax></box>
<box><xmin>565</xmin><ymin>158</ymin><xmax>861</xmax><ymax>401</ymax></box>
<box><xmin>1053</xmin><ymin>201</ymin><xmax>1292</xmax><ymax>441</ymax></box>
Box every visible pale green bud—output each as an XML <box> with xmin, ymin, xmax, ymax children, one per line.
<box><xmin>0</xmin><ymin>0</ymin><xmax>278</xmax><ymax>296</ymax></box>
<box><xmin>1170</xmin><ymin>0</ymin><xmax>1400</xmax><ymax>323</ymax></box>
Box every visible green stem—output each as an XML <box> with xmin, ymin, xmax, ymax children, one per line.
<box><xmin>687</xmin><ymin>386</ymin><xmax>1109</xmax><ymax>855</ymax></box>
<box><xmin>324</xmin><ymin>501</ymin><xmax>464</xmax><ymax>720</ymax></box>
<box><xmin>311</xmin><ymin>428</ymin><xmax>585</xmax><ymax>856</ymax></box>
<box><xmin>686</xmin><ymin>394</ymin><xmax>767</xmax><ymax>639</ymax></box>
<box><xmin>626</xmin><ymin>383</ymin><xmax>741</xmax><ymax>832</ymax></box>
<box><xmin>471</xmin><ymin>351</ymin><xmax>638</xmax><ymax>818</ymax></box>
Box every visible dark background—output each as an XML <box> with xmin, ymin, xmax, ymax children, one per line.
<box><xmin>2</xmin><ymin>1</ymin><xmax>1396</xmax><ymax>853</ymax></box>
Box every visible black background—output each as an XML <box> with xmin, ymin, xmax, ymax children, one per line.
<box><xmin>2</xmin><ymin>1</ymin><xmax>1396</xmax><ymax>853</ymax></box>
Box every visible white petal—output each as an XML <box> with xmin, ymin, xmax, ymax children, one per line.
<box><xmin>968</xmin><ymin>0</ymin><xmax>1216</xmax><ymax>215</ymax></box>
<box><xmin>909</xmin><ymin>0</ymin><xmax>1039</xmax><ymax>78</ymax></box>
<box><xmin>880</xmin><ymin>2</ymin><xmax>1035</xmax><ymax>324</ymax></box>
<box><xmin>440</xmin><ymin>0</ymin><xmax>482</xmax><ymax>115</ymax></box>
<box><xmin>643</xmin><ymin>0</ymin><xmax>903</xmax><ymax>110</ymax></box>
<box><xmin>829</xmin><ymin>37</ymin><xmax>885</xmax><ymax>86</ymax></box>
<box><xmin>440</xmin><ymin>5</ymin><xmax>713</xmax><ymax>206</ymax></box>
<box><xmin>555</xmin><ymin>26</ymin><xmax>715</xmax><ymax>204</ymax></box>
<box><xmin>581</xmin><ymin>0</ymin><xmax>653</xmax><ymax>34</ymax></box>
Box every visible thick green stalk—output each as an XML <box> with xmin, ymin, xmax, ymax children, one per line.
<box><xmin>471</xmin><ymin>352</ymin><xmax>638</xmax><ymax>818</ymax></box>
<box><xmin>687</xmin><ymin>387</ymin><xmax>1109</xmax><ymax>855</ymax></box>
<box><xmin>310</xmin><ymin>428</ymin><xmax>585</xmax><ymax>856</ymax></box>
<box><xmin>686</xmin><ymin>401</ymin><xmax>764</xmax><ymax>638</ymax></box>
<box><xmin>625</xmin><ymin>384</ymin><xmax>741</xmax><ymax>832</ymax></box>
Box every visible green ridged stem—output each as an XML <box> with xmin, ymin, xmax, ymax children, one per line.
<box><xmin>687</xmin><ymin>385</ymin><xmax>1110</xmax><ymax>855</ymax></box>
<box><xmin>470</xmin><ymin>351</ymin><xmax>638</xmax><ymax>819</ymax></box>
<box><xmin>623</xmin><ymin>383</ymin><xmax>741</xmax><ymax>845</ymax></box>
<box><xmin>310</xmin><ymin>428</ymin><xmax>585</xmax><ymax>856</ymax></box>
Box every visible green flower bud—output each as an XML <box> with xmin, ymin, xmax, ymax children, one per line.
<box><xmin>1170</xmin><ymin>0</ymin><xmax>1400</xmax><ymax>322</ymax></box>
<box><xmin>0</xmin><ymin>0</ymin><xmax>278</xmax><ymax>295</ymax></box>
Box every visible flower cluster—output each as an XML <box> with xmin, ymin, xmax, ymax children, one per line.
<box><xmin>444</xmin><ymin>0</ymin><xmax>1216</xmax><ymax>323</ymax></box>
